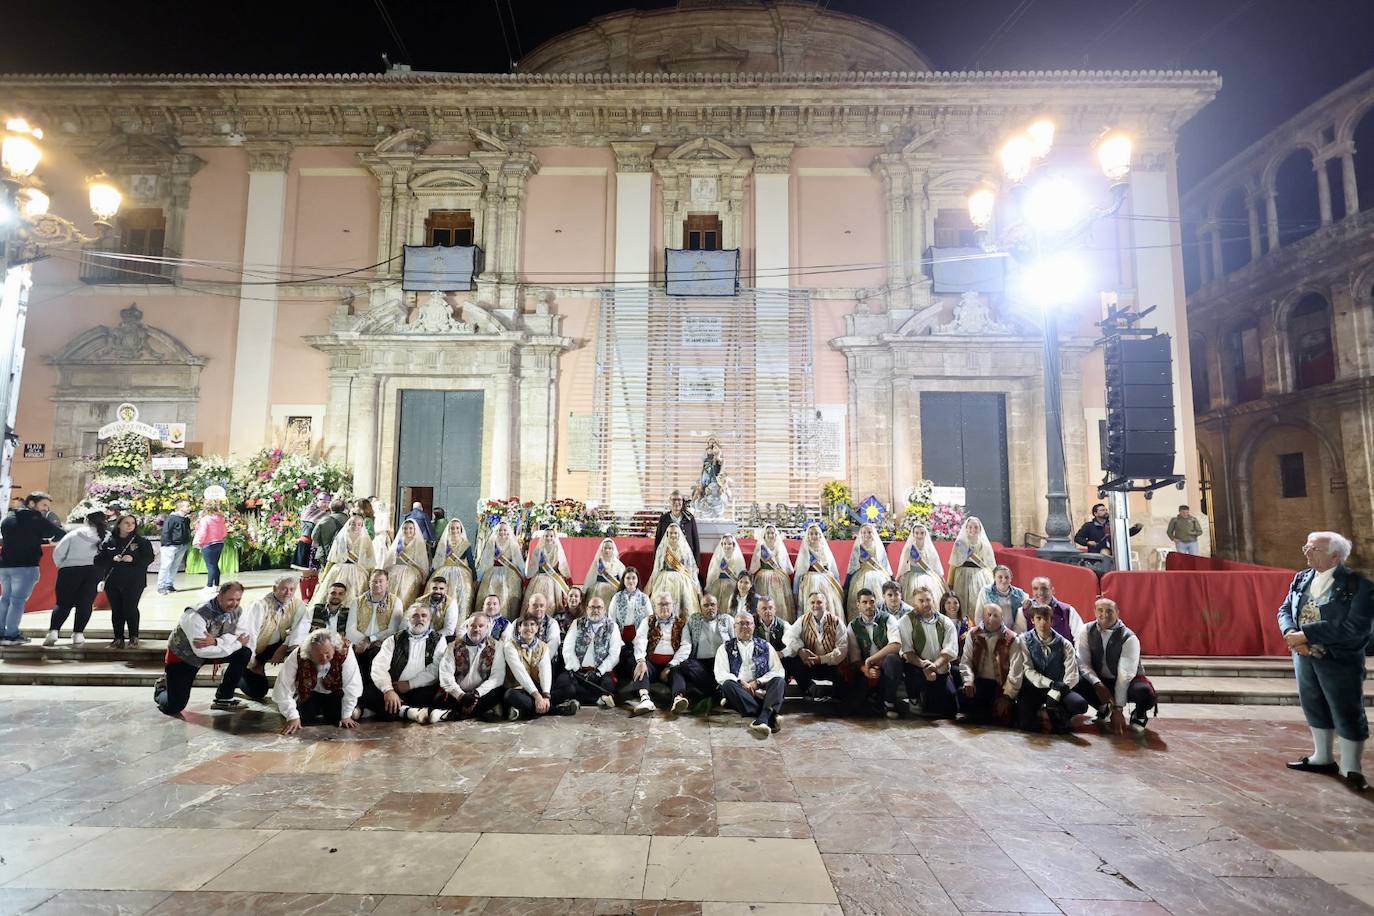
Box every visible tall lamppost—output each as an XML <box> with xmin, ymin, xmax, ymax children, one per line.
<box><xmin>2</xmin><ymin>117</ymin><xmax>122</xmax><ymax>507</ymax></box>
<box><xmin>967</xmin><ymin>121</ymin><xmax>1134</xmax><ymax>563</ymax></box>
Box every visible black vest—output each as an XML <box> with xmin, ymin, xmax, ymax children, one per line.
<box><xmin>311</xmin><ymin>603</ymin><xmax>348</xmax><ymax>634</ymax></box>
<box><xmin>389</xmin><ymin>630</ymin><xmax>441</xmax><ymax>682</ymax></box>
<box><xmin>1086</xmin><ymin>622</ymin><xmax>1139</xmax><ymax>681</ymax></box>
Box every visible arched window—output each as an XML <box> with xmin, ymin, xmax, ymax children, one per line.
<box><xmin>1355</xmin><ymin>107</ymin><xmax>1374</xmax><ymax>213</ymax></box>
<box><xmin>1290</xmin><ymin>293</ymin><xmax>1335</xmax><ymax>389</ymax></box>
<box><xmin>1189</xmin><ymin>332</ymin><xmax>1211</xmax><ymax>413</ymax></box>
<box><xmin>1227</xmin><ymin>320</ymin><xmax>1264</xmax><ymax>404</ymax></box>
<box><xmin>1274</xmin><ymin>149</ymin><xmax>1320</xmax><ymax>246</ymax></box>
<box><xmin>1217</xmin><ymin>188</ymin><xmax>1249</xmax><ymax>275</ymax></box>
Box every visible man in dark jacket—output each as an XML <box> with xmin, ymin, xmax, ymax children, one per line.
<box><xmin>0</xmin><ymin>491</ymin><xmax>67</xmax><ymax>644</ymax></box>
<box><xmin>653</xmin><ymin>490</ymin><xmax>701</xmax><ymax>567</ymax></box>
<box><xmin>404</xmin><ymin>502</ymin><xmax>435</xmax><ymax>545</ymax></box>
<box><xmin>1279</xmin><ymin>530</ymin><xmax>1373</xmax><ymax>792</ymax></box>
<box><xmin>311</xmin><ymin>500</ymin><xmax>350</xmax><ymax>567</ymax></box>
<box><xmin>157</xmin><ymin>499</ymin><xmax>193</xmax><ymax>595</ymax></box>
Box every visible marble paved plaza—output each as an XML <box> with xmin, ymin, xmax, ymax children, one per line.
<box><xmin>0</xmin><ymin>686</ymin><xmax>1372</xmax><ymax>915</ymax></box>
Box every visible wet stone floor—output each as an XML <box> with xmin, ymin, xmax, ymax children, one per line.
<box><xmin>0</xmin><ymin>686</ymin><xmax>1371</xmax><ymax>915</ymax></box>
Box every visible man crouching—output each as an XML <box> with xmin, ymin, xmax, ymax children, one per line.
<box><xmin>273</xmin><ymin>628</ymin><xmax>362</xmax><ymax>735</ymax></box>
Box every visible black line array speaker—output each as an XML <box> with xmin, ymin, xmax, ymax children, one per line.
<box><xmin>1104</xmin><ymin>334</ymin><xmax>1176</xmax><ymax>479</ymax></box>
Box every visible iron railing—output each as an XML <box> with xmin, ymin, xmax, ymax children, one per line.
<box><xmin>79</xmin><ymin>238</ymin><xmax>177</xmax><ymax>284</ymax></box>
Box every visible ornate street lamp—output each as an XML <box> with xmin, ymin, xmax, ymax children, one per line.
<box><xmin>2</xmin><ymin>117</ymin><xmax>122</xmax><ymax>507</ymax></box>
<box><xmin>969</xmin><ymin>122</ymin><xmax>1133</xmax><ymax>563</ymax></box>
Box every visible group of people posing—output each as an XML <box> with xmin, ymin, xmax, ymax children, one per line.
<box><xmin>151</xmin><ymin>502</ymin><xmax>1159</xmax><ymax>740</ymax></box>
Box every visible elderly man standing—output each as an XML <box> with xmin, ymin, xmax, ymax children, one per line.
<box><xmin>238</xmin><ymin>574</ymin><xmax>302</xmax><ymax>702</ymax></box>
<box><xmin>364</xmin><ymin>604</ymin><xmax>447</xmax><ymax>724</ymax></box>
<box><xmin>1076</xmin><ymin>596</ymin><xmax>1157</xmax><ymax>734</ymax></box>
<box><xmin>273</xmin><ymin>628</ymin><xmax>362</xmax><ymax>734</ymax></box>
<box><xmin>154</xmin><ymin>582</ymin><xmax>253</xmax><ymax>717</ymax></box>
<box><xmin>783</xmin><ymin>591</ymin><xmax>848</xmax><ymax>702</ymax></box>
<box><xmin>438</xmin><ymin>610</ymin><xmax>507</xmax><ymax>722</ymax></box>
<box><xmin>1279</xmin><ymin>531</ymin><xmax>1372</xmax><ymax>792</ymax></box>
<box><xmin>715</xmin><ymin>612</ymin><xmax>786</xmax><ymax>739</ymax></box>
<box><xmin>559</xmin><ymin>595</ymin><xmax>623</xmax><ymax>709</ymax></box>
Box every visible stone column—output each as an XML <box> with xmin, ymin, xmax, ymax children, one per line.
<box><xmin>1246</xmin><ymin>194</ymin><xmax>1262</xmax><ymax>261</ymax></box>
<box><xmin>1208</xmin><ymin>223</ymin><xmax>1224</xmax><ymax>279</ymax></box>
<box><xmin>1316</xmin><ymin>158</ymin><xmax>1334</xmax><ymax>225</ymax></box>
<box><xmin>752</xmin><ymin>143</ymin><xmax>792</xmax><ymax>503</ymax></box>
<box><xmin>348</xmin><ymin>370</ymin><xmax>380</xmax><ymax>498</ymax></box>
<box><xmin>489</xmin><ymin>373</ymin><xmax>513</xmax><ymax>499</ymax></box>
<box><xmin>872</xmin><ymin>155</ymin><xmax>910</xmax><ymax>310</ymax></box>
<box><xmin>606</xmin><ymin>141</ymin><xmax>656</xmax><ymax>510</ymax></box>
<box><xmin>1340</xmin><ymin>149</ymin><xmax>1359</xmax><ymax>218</ymax></box>
<box><xmin>516</xmin><ymin>348</ymin><xmax>559</xmax><ymax>501</ymax></box>
<box><xmin>906</xmin><ymin>167</ymin><xmax>931</xmax><ymax>307</ymax></box>
<box><xmin>1264</xmin><ymin>190</ymin><xmax>1280</xmax><ymax>251</ymax></box>
<box><xmin>1197</xmin><ymin>225</ymin><xmax>1213</xmax><ymax>285</ymax></box>
<box><xmin>227</xmin><ymin>142</ymin><xmax>290</xmax><ymax>454</ymax></box>
<box><xmin>1127</xmin><ymin>143</ymin><xmax>1201</xmax><ymax>524</ymax></box>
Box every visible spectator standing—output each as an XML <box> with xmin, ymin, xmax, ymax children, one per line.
<box><xmin>193</xmin><ymin>505</ymin><xmax>228</xmax><ymax>589</ymax></box>
<box><xmin>97</xmin><ymin>513</ymin><xmax>154</xmax><ymax>648</ymax></box>
<box><xmin>156</xmin><ymin>499</ymin><xmax>193</xmax><ymax>595</ymax></box>
<box><xmin>45</xmin><ymin>512</ymin><xmax>108</xmax><ymax>647</ymax></box>
<box><xmin>1167</xmin><ymin>506</ymin><xmax>1203</xmax><ymax>556</ymax></box>
<box><xmin>0</xmin><ymin>492</ymin><xmax>67</xmax><ymax>645</ymax></box>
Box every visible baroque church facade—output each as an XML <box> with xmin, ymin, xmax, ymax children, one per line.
<box><xmin>2</xmin><ymin>1</ymin><xmax>1216</xmax><ymax>551</ymax></box>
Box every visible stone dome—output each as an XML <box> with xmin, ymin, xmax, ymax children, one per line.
<box><xmin>518</xmin><ymin>1</ymin><xmax>932</xmax><ymax>74</ymax></box>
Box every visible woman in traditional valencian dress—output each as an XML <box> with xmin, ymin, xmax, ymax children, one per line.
<box><xmin>371</xmin><ymin>500</ymin><xmax>393</xmax><ymax>571</ymax></box>
<box><xmin>897</xmin><ymin>523</ymin><xmax>945</xmax><ymax>608</ymax></box>
<box><xmin>386</xmin><ymin>519</ymin><xmax>431</xmax><ymax>609</ymax></box>
<box><xmin>476</xmin><ymin>521</ymin><xmax>525</xmax><ymax>623</ymax></box>
<box><xmin>948</xmin><ymin>516</ymin><xmax>996</xmax><ymax>626</ymax></box>
<box><xmin>433</xmin><ymin>518</ymin><xmax>477</xmax><ymax>623</ymax></box>
<box><xmin>704</xmin><ymin>533</ymin><xmax>747</xmax><ymax>613</ymax></box>
<box><xmin>582</xmin><ymin>537</ymin><xmax>626</xmax><ymax>611</ymax></box>
<box><xmin>524</xmin><ymin>529</ymin><xmax>573</xmax><ymax>614</ymax></box>
<box><xmin>317</xmin><ymin>513</ymin><xmax>376</xmax><ymax>601</ymax></box>
<box><xmin>749</xmin><ymin>525</ymin><xmax>795</xmax><ymax>622</ymax></box>
<box><xmin>845</xmin><ymin>524</ymin><xmax>893</xmax><ymax>621</ymax></box>
<box><xmin>648</xmin><ymin>523</ymin><xmax>702</xmax><ymax>615</ymax></box>
<box><xmin>794</xmin><ymin>524</ymin><xmax>845</xmax><ymax>621</ymax></box>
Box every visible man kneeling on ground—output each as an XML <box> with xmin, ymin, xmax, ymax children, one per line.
<box><xmin>155</xmin><ymin>581</ymin><xmax>253</xmax><ymax>716</ymax></box>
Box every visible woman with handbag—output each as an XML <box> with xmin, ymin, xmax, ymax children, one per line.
<box><xmin>97</xmin><ymin>513</ymin><xmax>154</xmax><ymax>649</ymax></box>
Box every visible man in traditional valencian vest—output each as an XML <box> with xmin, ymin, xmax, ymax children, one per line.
<box><xmin>437</xmin><ymin>610</ymin><xmax>507</xmax><ymax>722</ymax></box>
<box><xmin>754</xmin><ymin>596</ymin><xmax>787</xmax><ymax>652</ymax></box>
<box><xmin>503</xmin><ymin>614</ymin><xmax>580</xmax><ymax>720</ymax></box>
<box><xmin>896</xmin><ymin>585</ymin><xmax>959</xmax><ymax>719</ymax></box>
<box><xmin>273</xmin><ymin>628</ymin><xmax>363</xmax><ymax>735</ymax></box>
<box><xmin>348</xmin><ymin>568</ymin><xmax>401</xmax><ymax>657</ymax></box>
<box><xmin>681</xmin><ymin>593</ymin><xmax>735</xmax><ymax>705</ymax></box>
<box><xmin>609</xmin><ymin>566</ymin><xmax>651</xmax><ymax>683</ymax></box>
<box><xmin>1278</xmin><ymin>531</ymin><xmax>1372</xmax><ymax>792</ymax></box>
<box><xmin>478</xmin><ymin>593</ymin><xmax>512</xmax><ymax>642</ymax></box>
<box><xmin>841</xmin><ymin>587</ymin><xmax>903</xmax><ymax>717</ymax></box>
<box><xmin>782</xmin><ymin>591</ymin><xmax>847</xmax><ymax>701</ymax></box>
<box><xmin>290</xmin><ymin>582</ymin><xmax>351</xmax><ymax>647</ymax></box>
<box><xmin>155</xmin><ymin>582</ymin><xmax>255</xmax><ymax>716</ymax></box>
<box><xmin>422</xmin><ymin>575</ymin><xmax>461</xmax><ymax>639</ymax></box>
<box><xmin>559</xmin><ymin>595</ymin><xmax>623</xmax><ymax>710</ymax></box>
<box><xmin>958</xmin><ymin>601</ymin><xmax>1017</xmax><ymax>724</ymax></box>
<box><xmin>1021</xmin><ymin>577</ymin><xmax>1085</xmax><ymax>643</ymax></box>
<box><xmin>503</xmin><ymin>592</ymin><xmax>563</xmax><ymax>653</ymax></box>
<box><xmin>1075</xmin><ymin>597</ymin><xmax>1157</xmax><ymax>734</ymax></box>
<box><xmin>628</xmin><ymin>592</ymin><xmax>691</xmax><ymax>716</ymax></box>
<box><xmin>362</xmin><ymin>603</ymin><xmax>447</xmax><ymax>724</ymax></box>
<box><xmin>1004</xmin><ymin>604</ymin><xmax>1090</xmax><ymax>733</ymax></box>
<box><xmin>714</xmin><ymin>611</ymin><xmax>785</xmax><ymax>739</ymax></box>
<box><xmin>238</xmin><ymin>574</ymin><xmax>301</xmax><ymax>702</ymax></box>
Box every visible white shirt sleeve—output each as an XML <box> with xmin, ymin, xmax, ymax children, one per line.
<box><xmin>1074</xmin><ymin>628</ymin><xmax>1101</xmax><ymax>688</ymax></box>
<box><xmin>179</xmin><ymin>609</ymin><xmax>239</xmax><ymax>659</ymax></box>
<box><xmin>561</xmin><ymin>622</ymin><xmax>581</xmax><ymax>672</ymax></box>
<box><xmin>939</xmin><ymin>619</ymin><xmax>959</xmax><ymax>662</ymax></box>
<box><xmin>897</xmin><ymin>615</ymin><xmax>915</xmax><ymax>658</ymax></box>
<box><xmin>1062</xmin><ymin>639</ymin><xmax>1081</xmax><ymax>690</ymax></box>
<box><xmin>546</xmin><ymin>618</ymin><xmax>562</xmax><ymax>656</ymax></box>
<box><xmin>1003</xmin><ymin>640</ymin><xmax>1026</xmax><ymax>698</ymax></box>
<box><xmin>538</xmin><ymin>645</ymin><xmax>553</xmax><ymax>694</ymax></box>
<box><xmin>340</xmin><ymin>650</ymin><xmax>362</xmax><ymax>721</ymax></box>
<box><xmin>288</xmin><ymin>607</ymin><xmax>312</xmax><ymax>647</ymax></box>
<box><xmin>714</xmin><ymin>643</ymin><xmax>735</xmax><ymax>684</ymax></box>
<box><xmin>633</xmin><ymin>618</ymin><xmax>650</xmax><ymax>662</ymax></box>
<box><xmin>670</xmin><ymin>635</ymin><xmax>691</xmax><ymax>667</ymax></box>
<box><xmin>758</xmin><ymin>645</ymin><xmax>784</xmax><ymax>683</ymax></box>
<box><xmin>370</xmin><ymin>636</ymin><xmax>396</xmax><ymax>694</ymax></box>
<box><xmin>959</xmin><ymin>629</ymin><xmax>977</xmax><ymax>673</ymax></box>
<box><xmin>600</xmin><ymin>626</ymin><xmax>624</xmax><ymax>676</ymax></box>
<box><xmin>344</xmin><ymin>607</ymin><xmax>366</xmax><ymax>646</ymax></box>
<box><xmin>781</xmin><ymin>618</ymin><xmax>804</xmax><ymax>657</ymax></box>
<box><xmin>820</xmin><ymin>625</ymin><xmax>847</xmax><ymax>665</ymax></box>
<box><xmin>411</xmin><ymin>636</ymin><xmax>444</xmax><ymax>689</ymax></box>
<box><xmin>438</xmin><ymin>644</ymin><xmax>461</xmax><ymax>698</ymax></box>
<box><xmin>273</xmin><ymin>651</ymin><xmax>301</xmax><ymax>721</ymax></box>
<box><xmin>1114</xmin><ymin>634</ymin><xmax>1141</xmax><ymax>708</ymax></box>
<box><xmin>1069</xmin><ymin>607</ymin><xmax>1086</xmax><ymax>642</ymax></box>
<box><xmin>479</xmin><ymin>644</ymin><xmax>506</xmax><ymax>697</ymax></box>
<box><xmin>503</xmin><ymin>640</ymin><xmax>540</xmax><ymax>695</ymax></box>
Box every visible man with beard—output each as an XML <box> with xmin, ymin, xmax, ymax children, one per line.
<box><xmin>782</xmin><ymin>591</ymin><xmax>847</xmax><ymax>702</ymax></box>
<box><xmin>363</xmin><ymin>603</ymin><xmax>447</xmax><ymax>723</ymax></box>
<box><xmin>559</xmin><ymin>595</ymin><xmax>623</xmax><ymax>709</ymax></box>
<box><xmin>291</xmin><ymin>582</ymin><xmax>351</xmax><ymax>645</ymax></box>
<box><xmin>437</xmin><ymin>610</ymin><xmax>507</xmax><ymax>722</ymax></box>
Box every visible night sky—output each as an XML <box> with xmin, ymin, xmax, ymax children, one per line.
<box><xmin>5</xmin><ymin>0</ymin><xmax>1372</xmax><ymax>188</ymax></box>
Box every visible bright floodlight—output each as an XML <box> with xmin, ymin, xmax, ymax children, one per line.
<box><xmin>2</xmin><ymin>118</ymin><xmax>43</xmax><ymax>179</ymax></box>
<box><xmin>1097</xmin><ymin>131</ymin><xmax>1133</xmax><ymax>181</ymax></box>
<box><xmin>999</xmin><ymin>134</ymin><xmax>1034</xmax><ymax>184</ymax></box>
<box><xmin>1024</xmin><ymin>175</ymin><xmax>1087</xmax><ymax>235</ymax></box>
<box><xmin>1027</xmin><ymin>119</ymin><xmax>1056</xmax><ymax>159</ymax></box>
<box><xmin>18</xmin><ymin>187</ymin><xmax>49</xmax><ymax>219</ymax></box>
<box><xmin>88</xmin><ymin>177</ymin><xmax>122</xmax><ymax>222</ymax></box>
<box><xmin>1020</xmin><ymin>251</ymin><xmax>1087</xmax><ymax>310</ymax></box>
<box><xmin>967</xmin><ymin>185</ymin><xmax>996</xmax><ymax>229</ymax></box>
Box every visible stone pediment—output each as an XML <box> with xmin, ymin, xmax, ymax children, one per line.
<box><xmin>667</xmin><ymin>137</ymin><xmax>741</xmax><ymax>161</ymax></box>
<box><xmin>47</xmin><ymin>303</ymin><xmax>206</xmax><ymax>367</ymax></box>
<box><xmin>338</xmin><ymin>294</ymin><xmax>508</xmax><ymax>336</ymax></box>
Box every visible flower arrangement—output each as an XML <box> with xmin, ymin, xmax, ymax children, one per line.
<box><xmin>98</xmin><ymin>433</ymin><xmax>151</xmax><ymax>474</ymax></box>
<box><xmin>929</xmin><ymin>503</ymin><xmax>966</xmax><ymax>540</ymax></box>
<box><xmin>901</xmin><ymin>480</ymin><xmax>936</xmax><ymax>534</ymax></box>
<box><xmin>478</xmin><ymin>496</ymin><xmax>617</xmax><ymax>545</ymax></box>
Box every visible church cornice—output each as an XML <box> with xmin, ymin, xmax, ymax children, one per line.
<box><xmin>0</xmin><ymin>70</ymin><xmax>1220</xmax><ymax>148</ymax></box>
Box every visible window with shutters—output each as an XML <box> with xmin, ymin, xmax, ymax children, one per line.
<box><xmin>933</xmin><ymin>208</ymin><xmax>978</xmax><ymax>248</ymax></box>
<box><xmin>80</xmin><ymin>207</ymin><xmax>174</xmax><ymax>283</ymax></box>
<box><xmin>683</xmin><ymin>213</ymin><xmax>722</xmax><ymax>251</ymax></box>
<box><xmin>425</xmin><ymin>210</ymin><xmax>475</xmax><ymax>247</ymax></box>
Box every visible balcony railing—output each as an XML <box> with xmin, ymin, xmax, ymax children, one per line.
<box><xmin>79</xmin><ymin>238</ymin><xmax>178</xmax><ymax>284</ymax></box>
